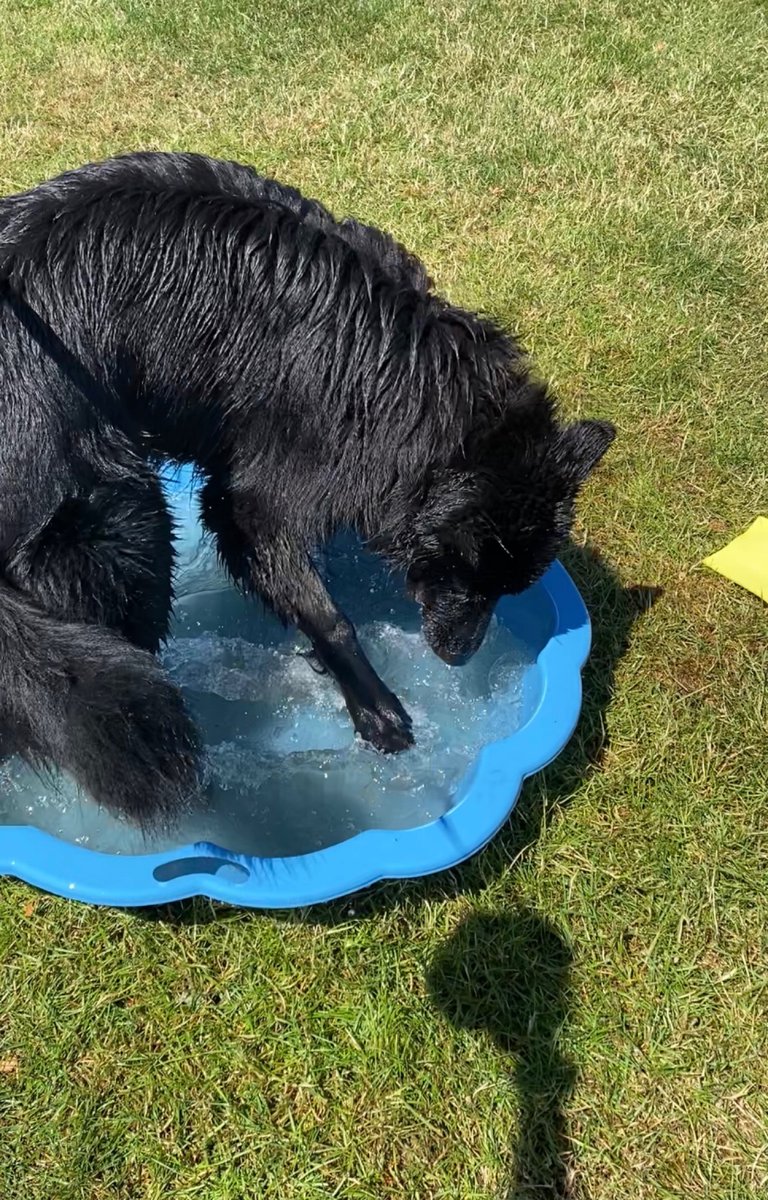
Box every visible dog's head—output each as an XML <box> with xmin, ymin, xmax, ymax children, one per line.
<box><xmin>396</xmin><ymin>412</ymin><xmax>615</xmax><ymax>665</ymax></box>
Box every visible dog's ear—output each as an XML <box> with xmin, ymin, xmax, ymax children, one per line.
<box><xmin>559</xmin><ymin>419</ymin><xmax>615</xmax><ymax>483</ymax></box>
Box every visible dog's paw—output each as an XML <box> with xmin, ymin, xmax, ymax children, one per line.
<box><xmin>352</xmin><ymin>696</ymin><xmax>414</xmax><ymax>754</ymax></box>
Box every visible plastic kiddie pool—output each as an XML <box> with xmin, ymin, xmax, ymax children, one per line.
<box><xmin>0</xmin><ymin>469</ymin><xmax>591</xmax><ymax>909</ymax></box>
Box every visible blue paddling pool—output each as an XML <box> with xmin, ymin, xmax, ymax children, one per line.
<box><xmin>0</xmin><ymin>468</ymin><xmax>590</xmax><ymax>908</ymax></box>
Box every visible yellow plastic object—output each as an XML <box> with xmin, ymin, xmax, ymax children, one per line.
<box><xmin>703</xmin><ymin>518</ymin><xmax>768</xmax><ymax>602</ymax></box>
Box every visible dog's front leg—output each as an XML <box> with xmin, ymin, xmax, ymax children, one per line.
<box><xmin>298</xmin><ymin>593</ymin><xmax>414</xmax><ymax>754</ymax></box>
<box><xmin>251</xmin><ymin>537</ymin><xmax>414</xmax><ymax>754</ymax></box>
<box><xmin>201</xmin><ymin>482</ymin><xmax>414</xmax><ymax>752</ymax></box>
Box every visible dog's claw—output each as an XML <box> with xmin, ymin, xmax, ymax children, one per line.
<box><xmin>299</xmin><ymin>648</ymin><xmax>327</xmax><ymax>675</ymax></box>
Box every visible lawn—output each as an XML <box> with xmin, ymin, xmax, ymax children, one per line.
<box><xmin>1</xmin><ymin>0</ymin><xmax>767</xmax><ymax>1196</ymax></box>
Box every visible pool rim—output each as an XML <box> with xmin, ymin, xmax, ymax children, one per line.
<box><xmin>0</xmin><ymin>559</ymin><xmax>590</xmax><ymax>909</ymax></box>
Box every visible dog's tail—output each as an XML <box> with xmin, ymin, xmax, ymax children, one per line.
<box><xmin>0</xmin><ymin>577</ymin><xmax>201</xmax><ymax>826</ymax></box>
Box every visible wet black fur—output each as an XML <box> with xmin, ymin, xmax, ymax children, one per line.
<box><xmin>0</xmin><ymin>152</ymin><xmax>614</xmax><ymax>825</ymax></box>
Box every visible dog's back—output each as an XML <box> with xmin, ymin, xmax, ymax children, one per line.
<box><xmin>0</xmin><ymin>151</ymin><xmax>431</xmax><ymax>294</ymax></box>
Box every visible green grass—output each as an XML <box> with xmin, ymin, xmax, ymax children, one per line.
<box><xmin>1</xmin><ymin>0</ymin><xmax>767</xmax><ymax>1196</ymax></box>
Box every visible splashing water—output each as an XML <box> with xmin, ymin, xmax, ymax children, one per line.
<box><xmin>0</xmin><ymin>479</ymin><xmax>533</xmax><ymax>858</ymax></box>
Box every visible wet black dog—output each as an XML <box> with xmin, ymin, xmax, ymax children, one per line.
<box><xmin>0</xmin><ymin>152</ymin><xmax>614</xmax><ymax>825</ymax></box>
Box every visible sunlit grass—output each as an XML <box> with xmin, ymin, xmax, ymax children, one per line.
<box><xmin>1</xmin><ymin>1</ymin><xmax>767</xmax><ymax>1196</ymax></box>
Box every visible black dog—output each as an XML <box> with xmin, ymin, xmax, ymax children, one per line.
<box><xmin>0</xmin><ymin>152</ymin><xmax>614</xmax><ymax>825</ymax></box>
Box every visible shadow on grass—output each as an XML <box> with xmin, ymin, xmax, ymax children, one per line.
<box><xmin>134</xmin><ymin>547</ymin><xmax>658</xmax><ymax>1192</ymax></box>
<box><xmin>427</xmin><ymin>909</ymin><xmax>575</xmax><ymax>1199</ymax></box>
<box><xmin>138</xmin><ymin>544</ymin><xmax>660</xmax><ymax>927</ymax></box>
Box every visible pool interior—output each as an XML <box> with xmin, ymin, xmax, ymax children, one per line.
<box><xmin>0</xmin><ymin>484</ymin><xmax>553</xmax><ymax>859</ymax></box>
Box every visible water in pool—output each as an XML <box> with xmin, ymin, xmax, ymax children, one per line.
<box><xmin>0</xmin><ymin>480</ymin><xmax>533</xmax><ymax>858</ymax></box>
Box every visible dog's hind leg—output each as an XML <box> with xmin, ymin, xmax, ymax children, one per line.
<box><xmin>1</xmin><ymin>461</ymin><xmax>201</xmax><ymax>823</ymax></box>
<box><xmin>200</xmin><ymin>478</ymin><xmax>414</xmax><ymax>753</ymax></box>
<box><xmin>7</xmin><ymin>466</ymin><xmax>175</xmax><ymax>652</ymax></box>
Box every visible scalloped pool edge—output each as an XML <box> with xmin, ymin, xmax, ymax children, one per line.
<box><xmin>0</xmin><ymin>561</ymin><xmax>590</xmax><ymax>909</ymax></box>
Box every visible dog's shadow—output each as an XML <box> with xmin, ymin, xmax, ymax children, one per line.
<box><xmin>142</xmin><ymin>542</ymin><xmax>659</xmax><ymax>926</ymax></box>
<box><xmin>427</xmin><ymin>909</ymin><xmax>574</xmax><ymax>1199</ymax></box>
